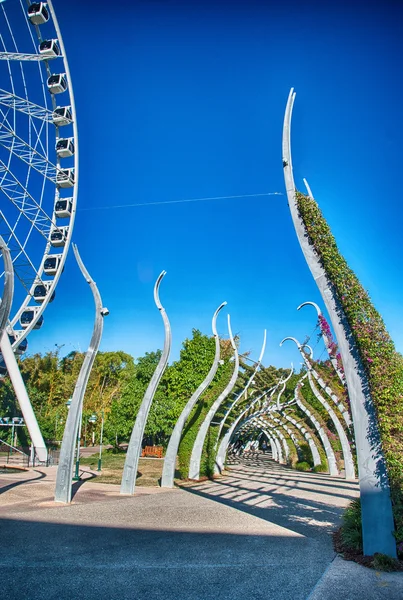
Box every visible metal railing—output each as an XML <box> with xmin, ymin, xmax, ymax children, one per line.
<box><xmin>0</xmin><ymin>441</ymin><xmax>59</xmax><ymax>467</ymax></box>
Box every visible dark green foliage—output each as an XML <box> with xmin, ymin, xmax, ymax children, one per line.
<box><xmin>177</xmin><ymin>339</ymin><xmax>234</xmax><ymax>478</ymax></box>
<box><xmin>372</xmin><ymin>553</ymin><xmax>400</xmax><ymax>572</ymax></box>
<box><xmin>285</xmin><ymin>438</ymin><xmax>298</xmax><ymax>467</ymax></box>
<box><xmin>313</xmin><ymin>463</ymin><xmax>327</xmax><ymax>473</ymax></box>
<box><xmin>341</xmin><ymin>499</ymin><xmax>362</xmax><ymax>552</ymax></box>
<box><xmin>297</xmin><ymin>442</ymin><xmax>312</xmax><ymax>466</ymax></box>
<box><xmin>295</xmin><ymin>461</ymin><xmax>311</xmax><ymax>471</ymax></box>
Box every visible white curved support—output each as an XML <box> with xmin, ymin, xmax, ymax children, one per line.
<box><xmin>257</xmin><ymin>420</ymin><xmax>287</xmax><ymax>463</ymax></box>
<box><xmin>276</xmin><ymin>363</ymin><xmax>294</xmax><ymax>410</ymax></box>
<box><xmin>0</xmin><ymin>238</ymin><xmax>48</xmax><ymax>462</ymax></box>
<box><xmin>266</xmin><ymin>433</ymin><xmax>278</xmax><ymax>461</ymax></box>
<box><xmin>307</xmin><ymin>370</ymin><xmax>355</xmax><ymax>479</ymax></box>
<box><xmin>55</xmin><ymin>245</ymin><xmax>108</xmax><ymax>502</ymax></box>
<box><xmin>161</xmin><ymin>301</ymin><xmax>227</xmax><ymax>488</ymax></box>
<box><xmin>280</xmin><ymin>337</ymin><xmax>338</xmax><ymax>475</ymax></box>
<box><xmin>283</xmin><ymin>89</ymin><xmax>395</xmax><ymax>556</ymax></box>
<box><xmin>189</xmin><ymin>315</ymin><xmax>239</xmax><ymax>480</ymax></box>
<box><xmin>283</xmin><ymin>413</ymin><xmax>322</xmax><ymax>467</ymax></box>
<box><xmin>295</xmin><ymin>387</ymin><xmax>338</xmax><ymax>475</ymax></box>
<box><xmin>282</xmin><ymin>336</ymin><xmax>353</xmax><ymax>477</ymax></box>
<box><xmin>310</xmin><ymin>367</ymin><xmax>352</xmax><ymax>429</ymax></box>
<box><xmin>215</xmin><ymin>329</ymin><xmax>267</xmax><ymax>442</ymax></box>
<box><xmin>121</xmin><ymin>272</ymin><xmax>172</xmax><ymax>495</ymax></box>
<box><xmin>297</xmin><ymin>300</ymin><xmax>345</xmax><ymax>383</ymax></box>
<box><xmin>267</xmin><ymin>416</ymin><xmax>300</xmax><ymax>462</ymax></box>
<box><xmin>214</xmin><ymin>390</ymin><xmax>268</xmax><ymax>474</ymax></box>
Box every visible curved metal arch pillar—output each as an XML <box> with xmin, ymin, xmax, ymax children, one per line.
<box><xmin>188</xmin><ymin>315</ymin><xmax>239</xmax><ymax>480</ymax></box>
<box><xmin>281</xmin><ymin>336</ymin><xmax>352</xmax><ymax>432</ymax></box>
<box><xmin>121</xmin><ymin>272</ymin><xmax>171</xmax><ymax>495</ymax></box>
<box><xmin>215</xmin><ymin>399</ymin><xmax>259</xmax><ymax>474</ymax></box>
<box><xmin>310</xmin><ymin>365</ymin><xmax>352</xmax><ymax>430</ymax></box>
<box><xmin>264</xmin><ymin>432</ymin><xmax>278</xmax><ymax>461</ymax></box>
<box><xmin>263</xmin><ymin>420</ymin><xmax>289</xmax><ymax>463</ymax></box>
<box><xmin>270</xmin><ymin>416</ymin><xmax>302</xmax><ymax>459</ymax></box>
<box><xmin>0</xmin><ymin>238</ymin><xmax>48</xmax><ymax>462</ymax></box>
<box><xmin>214</xmin><ymin>383</ymin><xmax>272</xmax><ymax>474</ymax></box>
<box><xmin>55</xmin><ymin>245</ymin><xmax>108</xmax><ymax>503</ymax></box>
<box><xmin>273</xmin><ymin>416</ymin><xmax>304</xmax><ymax>460</ymax></box>
<box><xmin>283</xmin><ymin>88</ymin><xmax>395</xmax><ymax>556</ymax></box>
<box><xmin>298</xmin><ymin>301</ymin><xmax>345</xmax><ymax>384</ymax></box>
<box><xmin>253</xmin><ymin>417</ymin><xmax>285</xmax><ymax>463</ymax></box>
<box><xmin>216</xmin><ymin>329</ymin><xmax>267</xmax><ymax>442</ymax></box>
<box><xmin>280</xmin><ymin>339</ymin><xmax>339</xmax><ymax>476</ymax></box>
<box><xmin>306</xmin><ymin>370</ymin><xmax>355</xmax><ymax>479</ymax></box>
<box><xmin>283</xmin><ymin>413</ymin><xmax>321</xmax><ymax>467</ymax></box>
<box><xmin>263</xmin><ymin>429</ymin><xmax>283</xmax><ymax>463</ymax></box>
<box><xmin>161</xmin><ymin>301</ymin><xmax>226</xmax><ymax>488</ymax></box>
<box><xmin>295</xmin><ymin>393</ymin><xmax>338</xmax><ymax>475</ymax></box>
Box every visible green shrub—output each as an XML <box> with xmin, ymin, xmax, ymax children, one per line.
<box><xmin>295</xmin><ymin>461</ymin><xmax>311</xmax><ymax>472</ymax></box>
<box><xmin>313</xmin><ymin>463</ymin><xmax>327</xmax><ymax>473</ymax></box>
<box><xmin>341</xmin><ymin>498</ymin><xmax>362</xmax><ymax>552</ymax></box>
<box><xmin>372</xmin><ymin>553</ymin><xmax>400</xmax><ymax>572</ymax></box>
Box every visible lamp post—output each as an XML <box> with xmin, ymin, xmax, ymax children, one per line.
<box><xmin>98</xmin><ymin>410</ymin><xmax>104</xmax><ymax>471</ymax></box>
<box><xmin>88</xmin><ymin>411</ymin><xmax>104</xmax><ymax>471</ymax></box>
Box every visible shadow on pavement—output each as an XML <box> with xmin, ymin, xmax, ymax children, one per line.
<box><xmin>0</xmin><ymin>469</ymin><xmax>47</xmax><ymax>495</ymax></box>
<box><xmin>2</xmin><ymin>517</ymin><xmax>331</xmax><ymax>600</ymax></box>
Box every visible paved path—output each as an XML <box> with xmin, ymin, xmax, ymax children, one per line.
<box><xmin>0</xmin><ymin>456</ymin><xmax>401</xmax><ymax>599</ymax></box>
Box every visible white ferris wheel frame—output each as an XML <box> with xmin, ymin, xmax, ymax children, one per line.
<box><xmin>0</xmin><ymin>0</ymin><xmax>78</xmax><ymax>350</ymax></box>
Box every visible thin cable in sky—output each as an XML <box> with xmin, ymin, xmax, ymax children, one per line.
<box><xmin>78</xmin><ymin>192</ymin><xmax>283</xmax><ymax>211</ymax></box>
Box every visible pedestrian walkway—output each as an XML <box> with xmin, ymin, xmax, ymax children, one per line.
<box><xmin>0</xmin><ymin>456</ymin><xmax>401</xmax><ymax>599</ymax></box>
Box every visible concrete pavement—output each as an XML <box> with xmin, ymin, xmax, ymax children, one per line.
<box><xmin>0</xmin><ymin>455</ymin><xmax>401</xmax><ymax>599</ymax></box>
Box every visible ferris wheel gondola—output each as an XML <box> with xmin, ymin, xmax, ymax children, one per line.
<box><xmin>0</xmin><ymin>0</ymin><xmax>78</xmax><ymax>459</ymax></box>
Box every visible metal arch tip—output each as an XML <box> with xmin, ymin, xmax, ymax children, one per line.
<box><xmin>72</xmin><ymin>244</ymin><xmax>92</xmax><ymax>284</ymax></box>
<box><xmin>153</xmin><ymin>270</ymin><xmax>167</xmax><ymax>309</ymax></box>
<box><xmin>212</xmin><ymin>302</ymin><xmax>226</xmax><ymax>336</ymax></box>
<box><xmin>303</xmin><ymin>178</ymin><xmax>314</xmax><ymax>199</ymax></box>
<box><xmin>297</xmin><ymin>300</ymin><xmax>322</xmax><ymax>316</ymax></box>
<box><xmin>227</xmin><ymin>314</ymin><xmax>236</xmax><ymax>350</ymax></box>
<box><xmin>215</xmin><ymin>301</ymin><xmax>227</xmax><ymax>315</ymax></box>
<box><xmin>301</xmin><ymin>343</ymin><xmax>314</xmax><ymax>359</ymax></box>
<box><xmin>280</xmin><ymin>336</ymin><xmax>300</xmax><ymax>348</ymax></box>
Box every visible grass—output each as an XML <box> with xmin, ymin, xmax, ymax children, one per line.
<box><xmin>80</xmin><ymin>451</ymin><xmax>164</xmax><ymax>486</ymax></box>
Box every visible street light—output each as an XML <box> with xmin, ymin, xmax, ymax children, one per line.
<box><xmin>88</xmin><ymin>411</ymin><xmax>104</xmax><ymax>471</ymax></box>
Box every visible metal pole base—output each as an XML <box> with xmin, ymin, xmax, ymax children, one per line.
<box><xmin>73</xmin><ymin>460</ymin><xmax>80</xmax><ymax>481</ymax></box>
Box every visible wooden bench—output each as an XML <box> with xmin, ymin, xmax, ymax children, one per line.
<box><xmin>141</xmin><ymin>445</ymin><xmax>163</xmax><ymax>458</ymax></box>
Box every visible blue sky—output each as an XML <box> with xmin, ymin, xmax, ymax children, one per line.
<box><xmin>10</xmin><ymin>0</ymin><xmax>403</xmax><ymax>369</ymax></box>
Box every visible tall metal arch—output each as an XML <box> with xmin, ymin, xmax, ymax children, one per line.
<box><xmin>283</xmin><ymin>89</ymin><xmax>395</xmax><ymax>556</ymax></box>
<box><xmin>121</xmin><ymin>271</ymin><xmax>171</xmax><ymax>495</ymax></box>
<box><xmin>161</xmin><ymin>301</ymin><xmax>227</xmax><ymax>488</ymax></box>
<box><xmin>188</xmin><ymin>314</ymin><xmax>239</xmax><ymax>480</ymax></box>
<box><xmin>55</xmin><ymin>245</ymin><xmax>108</xmax><ymax>503</ymax></box>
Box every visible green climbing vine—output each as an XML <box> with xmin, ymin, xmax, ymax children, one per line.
<box><xmin>296</xmin><ymin>191</ymin><xmax>403</xmax><ymax>546</ymax></box>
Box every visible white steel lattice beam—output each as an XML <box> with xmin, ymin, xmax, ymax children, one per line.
<box><xmin>0</xmin><ymin>51</ymin><xmax>62</xmax><ymax>61</ymax></box>
<box><xmin>0</xmin><ymin>127</ymin><xmax>59</xmax><ymax>183</ymax></box>
<box><xmin>0</xmin><ymin>89</ymin><xmax>57</xmax><ymax>122</ymax></box>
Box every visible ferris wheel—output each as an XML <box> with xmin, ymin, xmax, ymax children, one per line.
<box><xmin>0</xmin><ymin>1</ymin><xmax>78</xmax><ymax>457</ymax></box>
<box><xmin>0</xmin><ymin>0</ymin><xmax>77</xmax><ymax>353</ymax></box>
